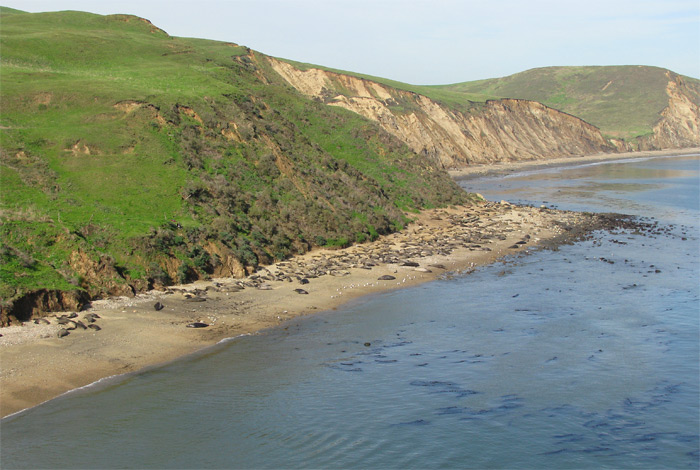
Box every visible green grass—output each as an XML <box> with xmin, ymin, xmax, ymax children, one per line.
<box><xmin>7</xmin><ymin>6</ymin><xmax>687</xmax><ymax>309</ymax></box>
<box><xmin>0</xmin><ymin>8</ymin><xmax>468</xmax><ymax>306</ymax></box>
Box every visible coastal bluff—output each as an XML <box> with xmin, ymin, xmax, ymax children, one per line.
<box><xmin>270</xmin><ymin>58</ymin><xmax>700</xmax><ymax>168</ymax></box>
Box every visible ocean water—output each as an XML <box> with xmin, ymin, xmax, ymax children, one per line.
<box><xmin>1</xmin><ymin>154</ymin><xmax>698</xmax><ymax>469</ymax></box>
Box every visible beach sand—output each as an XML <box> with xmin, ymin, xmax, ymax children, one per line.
<box><xmin>448</xmin><ymin>148</ymin><xmax>700</xmax><ymax>179</ymax></box>
<box><xmin>2</xmin><ymin>149</ymin><xmax>695</xmax><ymax>418</ymax></box>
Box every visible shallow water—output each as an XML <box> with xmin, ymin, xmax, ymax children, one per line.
<box><xmin>2</xmin><ymin>154</ymin><xmax>698</xmax><ymax>469</ymax></box>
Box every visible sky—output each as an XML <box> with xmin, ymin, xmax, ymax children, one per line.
<box><xmin>3</xmin><ymin>0</ymin><xmax>699</xmax><ymax>84</ymax></box>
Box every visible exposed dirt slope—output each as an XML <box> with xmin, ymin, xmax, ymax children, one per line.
<box><xmin>270</xmin><ymin>58</ymin><xmax>617</xmax><ymax>168</ymax></box>
<box><xmin>271</xmin><ymin>60</ymin><xmax>700</xmax><ymax>167</ymax></box>
<box><xmin>637</xmin><ymin>72</ymin><xmax>700</xmax><ymax>150</ymax></box>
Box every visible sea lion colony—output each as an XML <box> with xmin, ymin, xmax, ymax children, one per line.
<box><xmin>9</xmin><ymin>200</ymin><xmax>655</xmax><ymax>339</ymax></box>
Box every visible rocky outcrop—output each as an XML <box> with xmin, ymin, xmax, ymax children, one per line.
<box><xmin>269</xmin><ymin>58</ymin><xmax>617</xmax><ymax>168</ymax></box>
<box><xmin>637</xmin><ymin>72</ymin><xmax>700</xmax><ymax>150</ymax></box>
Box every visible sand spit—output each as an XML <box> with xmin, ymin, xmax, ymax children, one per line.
<box><xmin>0</xmin><ymin>200</ymin><xmax>648</xmax><ymax>418</ymax></box>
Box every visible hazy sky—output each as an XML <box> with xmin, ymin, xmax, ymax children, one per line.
<box><xmin>3</xmin><ymin>0</ymin><xmax>699</xmax><ymax>84</ymax></box>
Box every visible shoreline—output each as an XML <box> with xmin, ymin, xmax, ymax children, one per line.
<box><xmin>448</xmin><ymin>148</ymin><xmax>700</xmax><ymax>180</ymax></box>
<box><xmin>2</xmin><ymin>148</ymin><xmax>694</xmax><ymax>419</ymax></box>
<box><xmin>1</xmin><ymin>202</ymin><xmax>611</xmax><ymax>418</ymax></box>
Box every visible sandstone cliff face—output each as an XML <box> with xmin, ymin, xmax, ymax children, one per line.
<box><xmin>269</xmin><ymin>58</ymin><xmax>616</xmax><ymax>168</ymax></box>
<box><xmin>270</xmin><ymin>59</ymin><xmax>699</xmax><ymax>167</ymax></box>
<box><xmin>636</xmin><ymin>72</ymin><xmax>700</xmax><ymax>150</ymax></box>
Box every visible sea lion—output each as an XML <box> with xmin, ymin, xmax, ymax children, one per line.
<box><xmin>57</xmin><ymin>329</ymin><xmax>70</xmax><ymax>338</ymax></box>
<box><xmin>154</xmin><ymin>302</ymin><xmax>164</xmax><ymax>311</ymax></box>
<box><xmin>219</xmin><ymin>285</ymin><xmax>243</xmax><ymax>293</ymax></box>
<box><xmin>378</xmin><ymin>275</ymin><xmax>396</xmax><ymax>281</ymax></box>
<box><xmin>88</xmin><ymin>324</ymin><xmax>101</xmax><ymax>331</ymax></box>
<box><xmin>186</xmin><ymin>322</ymin><xmax>208</xmax><ymax>328</ymax></box>
<box><xmin>294</xmin><ymin>288</ymin><xmax>309</xmax><ymax>295</ymax></box>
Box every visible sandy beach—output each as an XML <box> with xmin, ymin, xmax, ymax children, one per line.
<box><xmin>2</xmin><ymin>149</ymin><xmax>692</xmax><ymax>419</ymax></box>
<box><xmin>448</xmin><ymin>148</ymin><xmax>700</xmax><ymax>179</ymax></box>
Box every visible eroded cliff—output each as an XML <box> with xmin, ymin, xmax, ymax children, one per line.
<box><xmin>269</xmin><ymin>59</ymin><xmax>616</xmax><ymax>168</ymax></box>
<box><xmin>270</xmin><ymin>59</ymin><xmax>699</xmax><ymax>167</ymax></box>
<box><xmin>636</xmin><ymin>72</ymin><xmax>700</xmax><ymax>150</ymax></box>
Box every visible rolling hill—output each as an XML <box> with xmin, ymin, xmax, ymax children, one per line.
<box><xmin>1</xmin><ymin>7</ymin><xmax>698</xmax><ymax>320</ymax></box>
<box><xmin>0</xmin><ymin>8</ymin><xmax>471</xmax><ymax>319</ymax></box>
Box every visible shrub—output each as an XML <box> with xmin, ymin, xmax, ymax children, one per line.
<box><xmin>148</xmin><ymin>263</ymin><xmax>171</xmax><ymax>285</ymax></box>
<box><xmin>176</xmin><ymin>262</ymin><xmax>193</xmax><ymax>284</ymax></box>
<box><xmin>189</xmin><ymin>245</ymin><xmax>212</xmax><ymax>272</ymax></box>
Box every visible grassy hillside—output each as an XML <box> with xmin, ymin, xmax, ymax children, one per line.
<box><xmin>431</xmin><ymin>66</ymin><xmax>700</xmax><ymax>140</ymax></box>
<box><xmin>0</xmin><ymin>9</ymin><xmax>470</xmax><ymax>312</ymax></box>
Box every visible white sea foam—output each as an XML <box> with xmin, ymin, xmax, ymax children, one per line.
<box><xmin>216</xmin><ymin>333</ymin><xmax>252</xmax><ymax>345</ymax></box>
